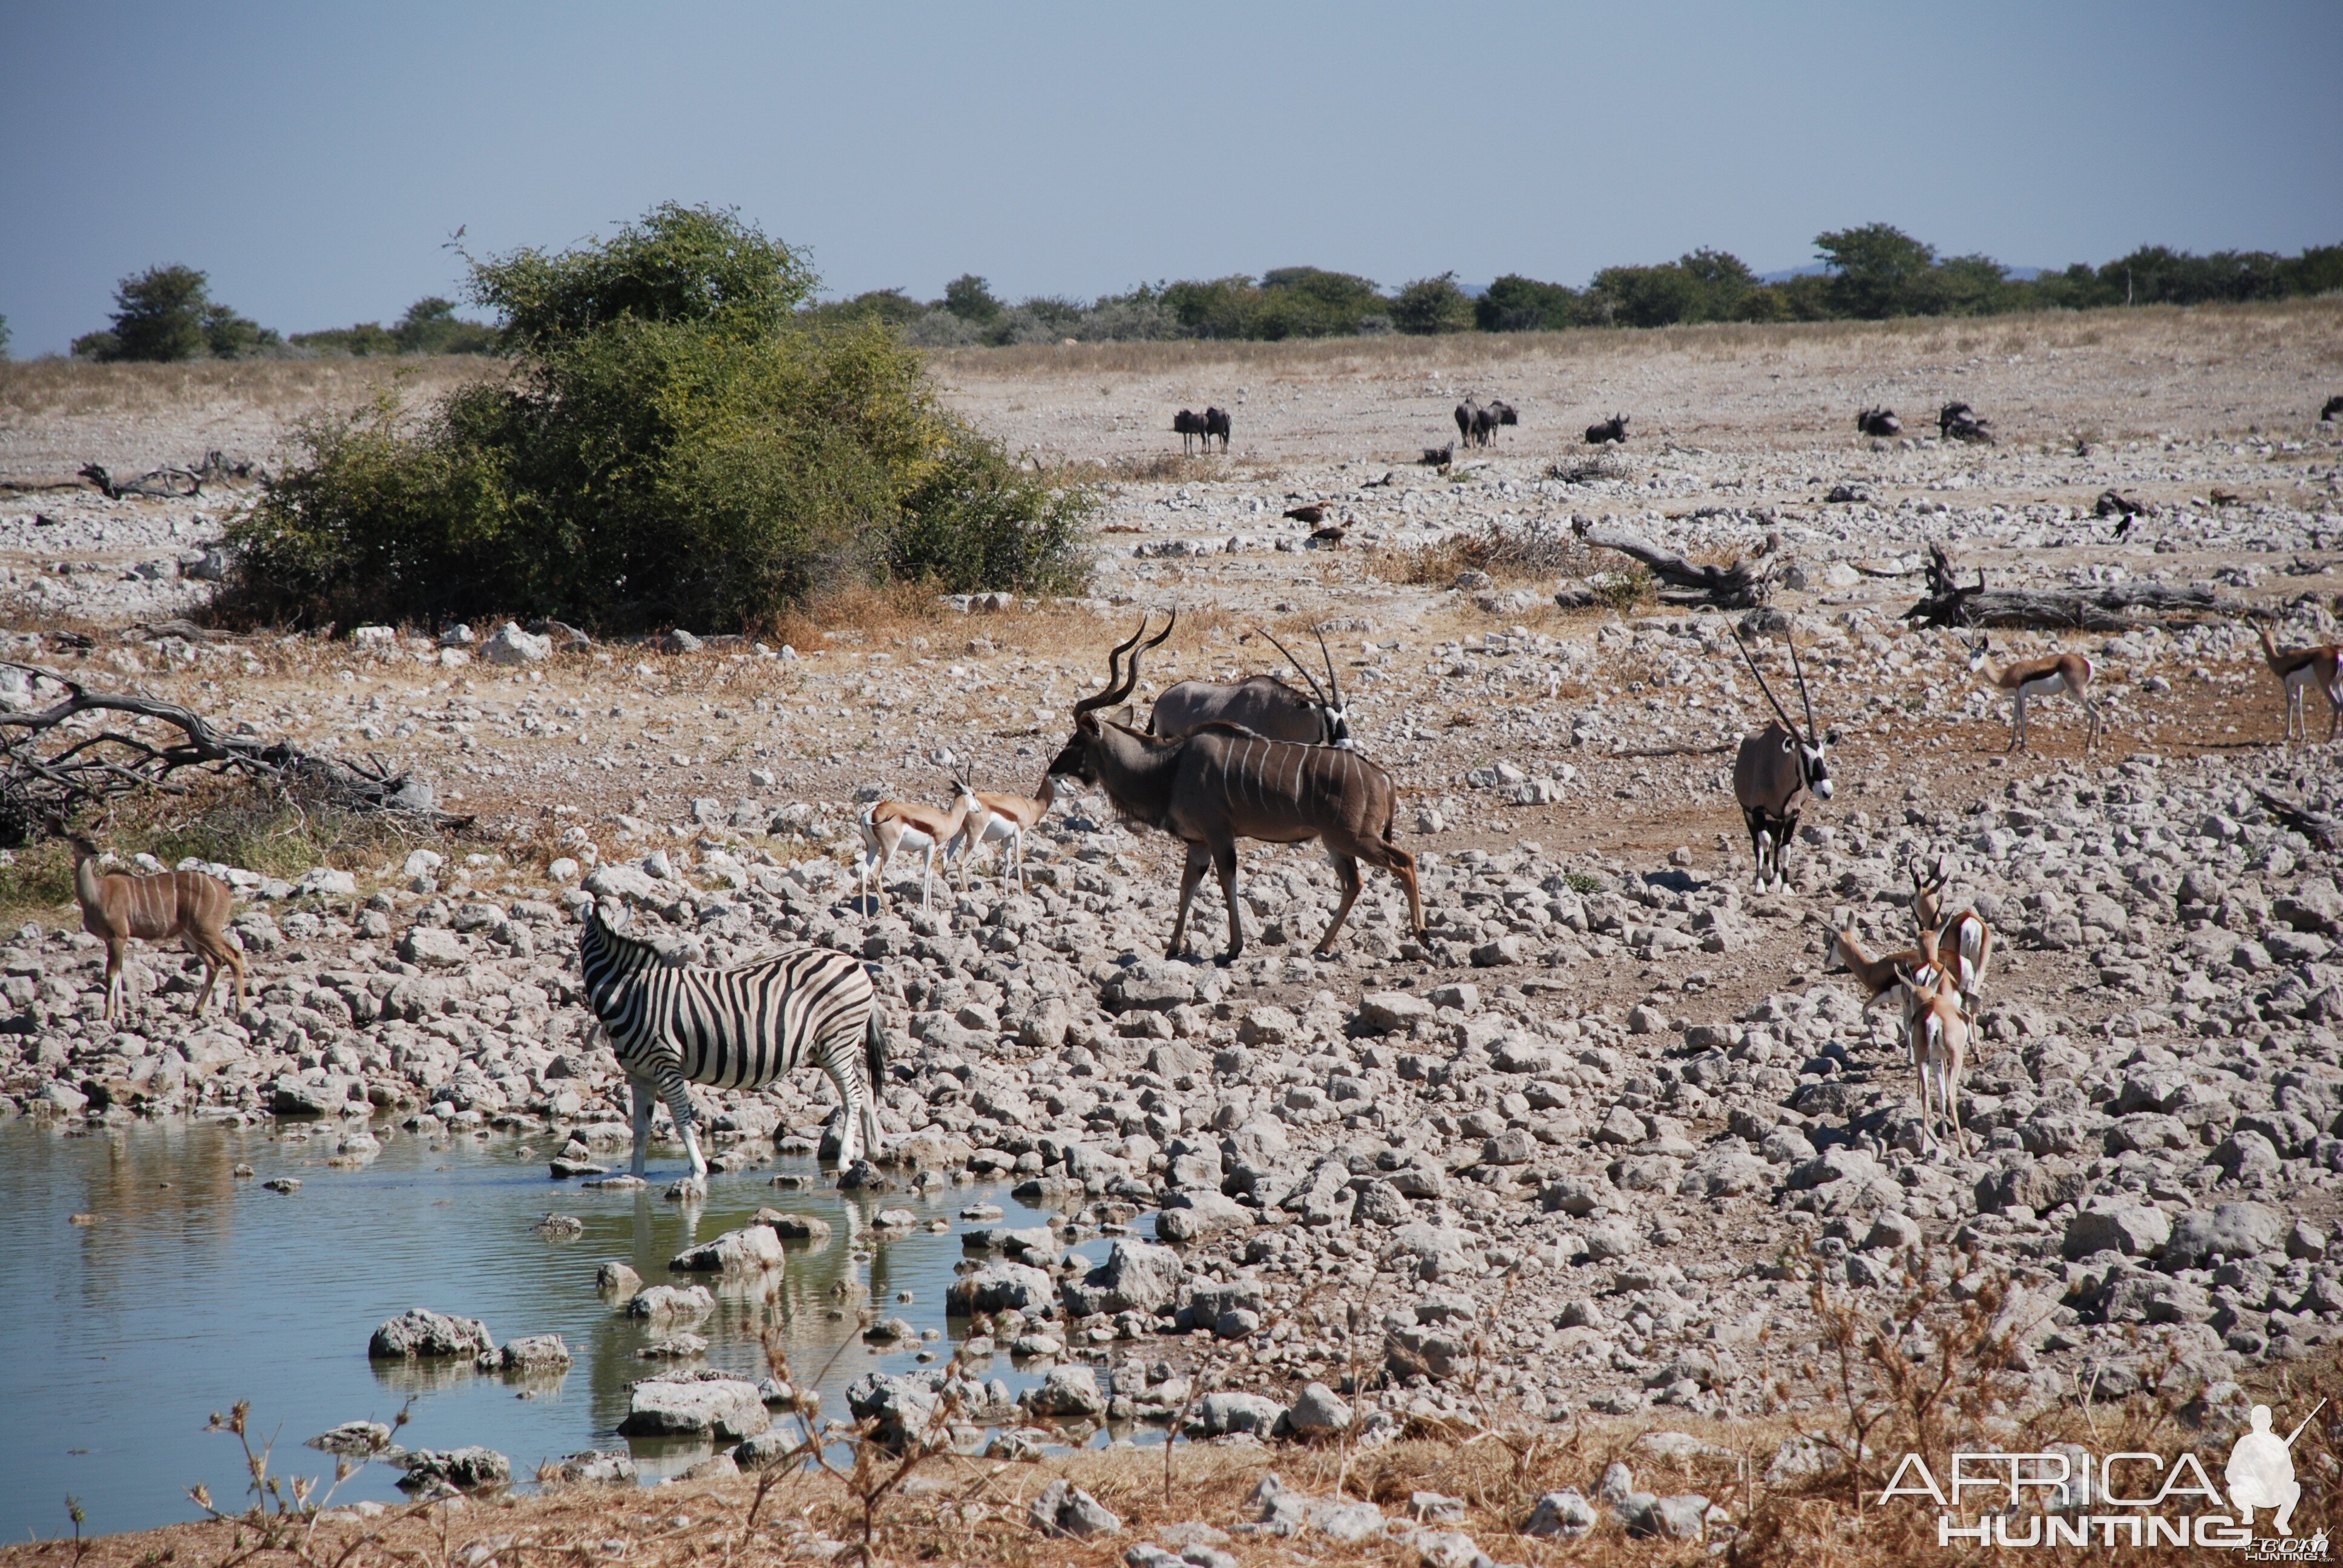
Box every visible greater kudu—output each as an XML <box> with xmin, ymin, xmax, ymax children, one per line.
<box><xmin>1148</xmin><ymin>626</ymin><xmax>1352</xmax><ymax>747</ymax></box>
<box><xmin>1049</xmin><ymin>614</ymin><xmax>1424</xmax><ymax>961</ymax></box>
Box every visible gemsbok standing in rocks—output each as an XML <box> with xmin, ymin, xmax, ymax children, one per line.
<box><xmin>1967</xmin><ymin>635</ymin><xmax>2101</xmax><ymax>753</ymax></box>
<box><xmin>2257</xmin><ymin>624</ymin><xmax>2343</xmax><ymax>745</ymax></box>
<box><xmin>1908</xmin><ymin>860</ymin><xmax>1994</xmax><ymax>1020</ymax></box>
<box><xmin>1047</xmin><ymin>613</ymin><xmax>1424</xmax><ymax>961</ymax></box>
<box><xmin>1896</xmin><ymin>963</ymin><xmax>1971</xmax><ymax>1157</ymax></box>
<box><xmin>952</xmin><ymin>774</ymin><xmax>1061</xmax><ymax>889</ymax></box>
<box><xmin>65</xmin><ymin>829</ymin><xmax>246</xmax><ymax>1018</ymax></box>
<box><xmin>855</xmin><ymin>785</ymin><xmax>974</xmax><ymax>909</ymax></box>
<box><xmin>1729</xmin><ymin>627</ymin><xmax>1833</xmax><ymax>893</ymax></box>
<box><xmin>1148</xmin><ymin>626</ymin><xmax>1353</xmax><ymax>748</ymax></box>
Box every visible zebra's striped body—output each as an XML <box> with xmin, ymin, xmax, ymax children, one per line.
<box><xmin>578</xmin><ymin>902</ymin><xmax>886</xmax><ymax>1187</ymax></box>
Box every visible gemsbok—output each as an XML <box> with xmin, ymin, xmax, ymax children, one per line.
<box><xmin>1149</xmin><ymin>624</ymin><xmax>1353</xmax><ymax>748</ymax></box>
<box><xmin>1048</xmin><ymin>615</ymin><xmax>1424</xmax><ymax>961</ymax></box>
<box><xmin>952</xmin><ymin>773</ymin><xmax>1062</xmax><ymax>889</ymax></box>
<box><xmin>855</xmin><ymin>785</ymin><xmax>974</xmax><ymax>909</ymax></box>
<box><xmin>2256</xmin><ymin>624</ymin><xmax>2343</xmax><ymax>745</ymax></box>
<box><xmin>67</xmin><ymin>830</ymin><xmax>247</xmax><ymax>1019</ymax></box>
<box><xmin>1967</xmin><ymin>635</ymin><xmax>2101</xmax><ymax>753</ymax></box>
<box><xmin>1729</xmin><ymin>627</ymin><xmax>1833</xmax><ymax>892</ymax></box>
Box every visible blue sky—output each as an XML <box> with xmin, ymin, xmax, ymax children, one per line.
<box><xmin>3</xmin><ymin>1</ymin><xmax>2338</xmax><ymax>355</ymax></box>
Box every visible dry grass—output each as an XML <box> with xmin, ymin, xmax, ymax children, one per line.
<box><xmin>929</xmin><ymin>299</ymin><xmax>2343</xmax><ymax>383</ymax></box>
<box><xmin>0</xmin><ymin>356</ymin><xmax>502</xmax><ymax>425</ymax></box>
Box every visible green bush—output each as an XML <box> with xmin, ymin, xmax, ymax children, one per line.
<box><xmin>223</xmin><ymin>203</ymin><xmax>1090</xmax><ymax>635</ymax></box>
<box><xmin>289</xmin><ymin>298</ymin><xmax>499</xmax><ymax>358</ymax></box>
<box><xmin>1390</xmin><ymin>272</ymin><xmax>1472</xmax><ymax>335</ymax></box>
<box><xmin>73</xmin><ymin>265</ymin><xmax>278</xmax><ymax>361</ymax></box>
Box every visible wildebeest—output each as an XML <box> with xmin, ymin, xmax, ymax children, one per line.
<box><xmin>1458</xmin><ymin>399</ymin><xmax>1518</xmax><ymax>448</ymax></box>
<box><xmin>2093</xmin><ymin>489</ymin><xmax>2145</xmax><ymax>520</ymax></box>
<box><xmin>1050</xmin><ymin>615</ymin><xmax>1421</xmax><ymax>961</ymax></box>
<box><xmin>1149</xmin><ymin>620</ymin><xmax>1352</xmax><ymax>747</ymax></box>
<box><xmin>1453</xmin><ymin>399</ymin><xmax>1480</xmax><ymax>446</ymax></box>
<box><xmin>1173</xmin><ymin>409</ymin><xmax>1208</xmax><ymax>454</ymax></box>
<box><xmin>1584</xmin><ymin>414</ymin><xmax>1629</xmax><ymax>445</ymax></box>
<box><xmin>1855</xmin><ymin>407</ymin><xmax>1902</xmax><ymax>438</ymax></box>
<box><xmin>1938</xmin><ymin>402</ymin><xmax>1994</xmax><ymax>445</ymax></box>
<box><xmin>1728</xmin><ymin>627</ymin><xmax>1832</xmax><ymax>892</ymax></box>
<box><xmin>1202</xmin><ymin>406</ymin><xmax>1232</xmax><ymax>452</ymax></box>
<box><xmin>1489</xmin><ymin>399</ymin><xmax>1518</xmax><ymax>433</ymax></box>
<box><xmin>2322</xmin><ymin>395</ymin><xmax>2343</xmax><ymax>423</ymax></box>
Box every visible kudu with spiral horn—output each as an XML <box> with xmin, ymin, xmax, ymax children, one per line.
<box><xmin>1729</xmin><ymin>627</ymin><xmax>1833</xmax><ymax>893</ymax></box>
<box><xmin>1147</xmin><ymin>624</ymin><xmax>1352</xmax><ymax>747</ymax></box>
<box><xmin>1050</xmin><ymin>612</ymin><xmax>1422</xmax><ymax>961</ymax></box>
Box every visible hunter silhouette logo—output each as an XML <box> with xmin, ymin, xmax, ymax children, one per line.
<box><xmin>2228</xmin><ymin>1400</ymin><xmax>2322</xmax><ymax>1538</ymax></box>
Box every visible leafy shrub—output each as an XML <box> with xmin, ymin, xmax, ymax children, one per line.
<box><xmin>73</xmin><ymin>265</ymin><xmax>278</xmax><ymax>361</ymax></box>
<box><xmin>942</xmin><ymin>275</ymin><xmax>1004</xmax><ymax>324</ymax></box>
<box><xmin>1476</xmin><ymin>274</ymin><xmax>1581</xmax><ymax>332</ymax></box>
<box><xmin>292</xmin><ymin>299</ymin><xmax>497</xmax><ymax>358</ymax></box>
<box><xmin>223</xmin><ymin>204</ymin><xmax>1089</xmax><ymax>635</ymax></box>
<box><xmin>1389</xmin><ymin>272</ymin><xmax>1473</xmax><ymax>335</ymax></box>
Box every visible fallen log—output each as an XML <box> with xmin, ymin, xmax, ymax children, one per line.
<box><xmin>0</xmin><ymin>661</ymin><xmax>469</xmax><ymax>844</ymax></box>
<box><xmin>1571</xmin><ymin>518</ymin><xmax>1769</xmax><ymax>609</ymax></box>
<box><xmin>1901</xmin><ymin>582</ymin><xmax>2223</xmax><ymax>632</ymax></box>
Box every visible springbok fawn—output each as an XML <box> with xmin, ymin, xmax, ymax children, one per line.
<box><xmin>1896</xmin><ymin>965</ymin><xmax>1971</xmax><ymax>1157</ymax></box>
<box><xmin>2257</xmin><ymin>624</ymin><xmax>2343</xmax><ymax>745</ymax></box>
<box><xmin>1967</xmin><ymin>635</ymin><xmax>2102</xmax><ymax>753</ymax></box>
<box><xmin>68</xmin><ymin>833</ymin><xmax>246</xmax><ymax>1018</ymax></box>
<box><xmin>855</xmin><ymin>786</ymin><xmax>973</xmax><ymax>909</ymax></box>
<box><xmin>953</xmin><ymin>774</ymin><xmax>1061</xmax><ymax>889</ymax></box>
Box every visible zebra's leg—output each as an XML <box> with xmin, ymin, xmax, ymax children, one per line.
<box><xmin>629</xmin><ymin>1077</ymin><xmax>654</xmax><ymax>1178</ymax></box>
<box><xmin>658</xmin><ymin>1072</ymin><xmax>707</xmax><ymax>1191</ymax></box>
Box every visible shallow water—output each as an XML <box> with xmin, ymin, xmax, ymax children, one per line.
<box><xmin>0</xmin><ymin>1119</ymin><xmax>1080</xmax><ymax>1540</ymax></box>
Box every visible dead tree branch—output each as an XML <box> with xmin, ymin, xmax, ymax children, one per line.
<box><xmin>0</xmin><ymin>662</ymin><xmax>469</xmax><ymax>842</ymax></box>
<box><xmin>1571</xmin><ymin>517</ymin><xmax>1769</xmax><ymax>608</ymax></box>
<box><xmin>1900</xmin><ymin>541</ymin><xmax>2226</xmax><ymax>630</ymax></box>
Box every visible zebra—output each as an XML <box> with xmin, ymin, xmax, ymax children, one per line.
<box><xmin>577</xmin><ymin>900</ymin><xmax>887</xmax><ymax>1191</ymax></box>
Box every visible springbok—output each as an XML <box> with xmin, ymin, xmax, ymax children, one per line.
<box><xmin>1908</xmin><ymin>860</ymin><xmax>1994</xmax><ymax>1018</ymax></box>
<box><xmin>1896</xmin><ymin>965</ymin><xmax>1971</xmax><ymax>1157</ymax></box>
<box><xmin>2256</xmin><ymin>624</ymin><xmax>2343</xmax><ymax>745</ymax></box>
<box><xmin>855</xmin><ymin>785</ymin><xmax>974</xmax><ymax>909</ymax></box>
<box><xmin>1149</xmin><ymin>626</ymin><xmax>1352</xmax><ymax>748</ymax></box>
<box><xmin>952</xmin><ymin>774</ymin><xmax>1061</xmax><ymax>888</ymax></box>
<box><xmin>1729</xmin><ymin>627</ymin><xmax>1833</xmax><ymax>892</ymax></box>
<box><xmin>1855</xmin><ymin>407</ymin><xmax>1901</xmax><ymax>438</ymax></box>
<box><xmin>1047</xmin><ymin>614</ymin><xmax>1424</xmax><ymax>961</ymax></box>
<box><xmin>1832</xmin><ymin>928</ymin><xmax>1925</xmax><ymax>1013</ymax></box>
<box><xmin>67</xmin><ymin>831</ymin><xmax>246</xmax><ymax>1018</ymax></box>
<box><xmin>1967</xmin><ymin>635</ymin><xmax>2100</xmax><ymax>753</ymax></box>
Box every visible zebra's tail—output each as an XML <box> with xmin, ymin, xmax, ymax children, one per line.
<box><xmin>864</xmin><ymin>1003</ymin><xmax>888</xmax><ymax>1095</ymax></box>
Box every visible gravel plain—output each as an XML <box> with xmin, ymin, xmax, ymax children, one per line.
<box><xmin>4</xmin><ymin>304</ymin><xmax>2343</xmax><ymax>1483</ymax></box>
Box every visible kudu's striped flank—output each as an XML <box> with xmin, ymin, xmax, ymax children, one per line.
<box><xmin>1049</xmin><ymin>612</ymin><xmax>1424</xmax><ymax>961</ymax></box>
<box><xmin>578</xmin><ymin>900</ymin><xmax>885</xmax><ymax>1188</ymax></box>
<box><xmin>68</xmin><ymin>834</ymin><xmax>246</xmax><ymax>1019</ymax></box>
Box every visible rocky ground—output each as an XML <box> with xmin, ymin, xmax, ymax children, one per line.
<box><xmin>4</xmin><ymin>307</ymin><xmax>2343</xmax><ymax>1499</ymax></box>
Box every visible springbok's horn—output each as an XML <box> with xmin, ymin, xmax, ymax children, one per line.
<box><xmin>1312</xmin><ymin>625</ymin><xmax>1343</xmax><ymax>713</ymax></box>
<box><xmin>1258</xmin><ymin>627</ymin><xmax>1328</xmax><ymax>707</ymax></box>
<box><xmin>1073</xmin><ymin>615</ymin><xmax>1152</xmax><ymax>719</ymax></box>
<box><xmin>1788</xmin><ymin>637</ymin><xmax>1820</xmax><ymax>745</ymax></box>
<box><xmin>1730</xmin><ymin>626</ymin><xmax>1800</xmax><ymax>738</ymax></box>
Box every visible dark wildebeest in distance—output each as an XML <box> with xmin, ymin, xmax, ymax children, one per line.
<box><xmin>1173</xmin><ymin>409</ymin><xmax>1208</xmax><ymax>454</ymax></box>
<box><xmin>1938</xmin><ymin>402</ymin><xmax>1994</xmax><ymax>445</ymax></box>
<box><xmin>1584</xmin><ymin>413</ymin><xmax>1629</xmax><ymax>445</ymax></box>
<box><xmin>1856</xmin><ymin>407</ymin><xmax>1901</xmax><ymax>438</ymax></box>
<box><xmin>1202</xmin><ymin>407</ymin><xmax>1232</xmax><ymax>452</ymax></box>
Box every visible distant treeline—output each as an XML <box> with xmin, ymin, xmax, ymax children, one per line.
<box><xmin>807</xmin><ymin>224</ymin><xmax>2343</xmax><ymax>346</ymax></box>
<box><xmin>42</xmin><ymin>224</ymin><xmax>2343</xmax><ymax>364</ymax></box>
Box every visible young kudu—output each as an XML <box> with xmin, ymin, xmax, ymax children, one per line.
<box><xmin>1147</xmin><ymin>625</ymin><xmax>1352</xmax><ymax>747</ymax></box>
<box><xmin>1049</xmin><ymin>613</ymin><xmax>1424</xmax><ymax>961</ymax></box>
<box><xmin>2257</xmin><ymin>624</ymin><xmax>2343</xmax><ymax>745</ymax></box>
<box><xmin>1729</xmin><ymin>627</ymin><xmax>1833</xmax><ymax>892</ymax></box>
<box><xmin>67</xmin><ymin>832</ymin><xmax>246</xmax><ymax>1018</ymax></box>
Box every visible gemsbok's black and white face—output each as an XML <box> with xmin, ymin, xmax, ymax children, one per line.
<box><xmin>1801</xmin><ymin>738</ymin><xmax>1834</xmax><ymax>800</ymax></box>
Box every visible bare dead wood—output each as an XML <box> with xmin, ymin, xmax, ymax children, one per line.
<box><xmin>0</xmin><ymin>661</ymin><xmax>468</xmax><ymax>843</ymax></box>
<box><xmin>1901</xmin><ymin>582</ymin><xmax>2223</xmax><ymax>632</ymax></box>
<box><xmin>1571</xmin><ymin>517</ymin><xmax>1769</xmax><ymax>609</ymax></box>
